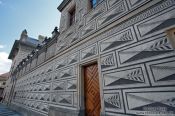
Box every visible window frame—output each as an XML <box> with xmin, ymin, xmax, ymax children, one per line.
<box><xmin>69</xmin><ymin>6</ymin><xmax>76</xmax><ymax>26</ymax></box>
<box><xmin>166</xmin><ymin>27</ymin><xmax>175</xmax><ymax>49</ymax></box>
<box><xmin>90</xmin><ymin>0</ymin><xmax>103</xmax><ymax>9</ymax></box>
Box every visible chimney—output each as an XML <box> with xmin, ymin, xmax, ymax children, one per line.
<box><xmin>38</xmin><ymin>35</ymin><xmax>46</xmax><ymax>43</ymax></box>
<box><xmin>20</xmin><ymin>29</ymin><xmax>28</xmax><ymax>42</ymax></box>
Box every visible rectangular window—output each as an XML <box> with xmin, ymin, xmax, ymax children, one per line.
<box><xmin>90</xmin><ymin>0</ymin><xmax>103</xmax><ymax>8</ymax></box>
<box><xmin>69</xmin><ymin>6</ymin><xmax>76</xmax><ymax>26</ymax></box>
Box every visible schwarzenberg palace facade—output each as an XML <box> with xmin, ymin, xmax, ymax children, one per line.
<box><xmin>3</xmin><ymin>0</ymin><xmax>175</xmax><ymax>116</ymax></box>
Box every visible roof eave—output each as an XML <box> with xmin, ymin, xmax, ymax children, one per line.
<box><xmin>8</xmin><ymin>40</ymin><xmax>19</xmax><ymax>59</ymax></box>
<box><xmin>57</xmin><ymin>0</ymin><xmax>71</xmax><ymax>12</ymax></box>
<box><xmin>8</xmin><ymin>40</ymin><xmax>37</xmax><ymax>60</ymax></box>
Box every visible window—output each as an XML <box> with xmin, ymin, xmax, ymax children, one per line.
<box><xmin>2</xmin><ymin>82</ymin><xmax>6</xmax><ymax>85</ymax></box>
<box><xmin>69</xmin><ymin>6</ymin><xmax>76</xmax><ymax>26</ymax></box>
<box><xmin>166</xmin><ymin>27</ymin><xmax>175</xmax><ymax>48</ymax></box>
<box><xmin>13</xmin><ymin>92</ymin><xmax>17</xmax><ymax>99</ymax></box>
<box><xmin>90</xmin><ymin>0</ymin><xmax>103</xmax><ymax>8</ymax></box>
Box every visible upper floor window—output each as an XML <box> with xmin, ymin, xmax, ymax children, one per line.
<box><xmin>69</xmin><ymin>6</ymin><xmax>76</xmax><ymax>26</ymax></box>
<box><xmin>2</xmin><ymin>82</ymin><xmax>6</xmax><ymax>85</ymax></box>
<box><xmin>90</xmin><ymin>0</ymin><xmax>103</xmax><ymax>8</ymax></box>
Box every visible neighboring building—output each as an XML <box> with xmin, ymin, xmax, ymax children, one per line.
<box><xmin>4</xmin><ymin>30</ymin><xmax>40</xmax><ymax>104</ymax></box>
<box><xmin>0</xmin><ymin>72</ymin><xmax>9</xmax><ymax>98</ymax></box>
<box><xmin>4</xmin><ymin>0</ymin><xmax>175</xmax><ymax>116</ymax></box>
<box><xmin>8</xmin><ymin>29</ymin><xmax>40</xmax><ymax>71</ymax></box>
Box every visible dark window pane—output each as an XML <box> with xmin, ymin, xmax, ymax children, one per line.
<box><xmin>69</xmin><ymin>7</ymin><xmax>76</xmax><ymax>26</ymax></box>
<box><xmin>91</xmin><ymin>0</ymin><xmax>103</xmax><ymax>9</ymax></box>
<box><xmin>92</xmin><ymin>0</ymin><xmax>97</xmax><ymax>8</ymax></box>
<box><xmin>2</xmin><ymin>82</ymin><xmax>6</xmax><ymax>85</ymax></box>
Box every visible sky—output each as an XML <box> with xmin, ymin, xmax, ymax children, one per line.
<box><xmin>0</xmin><ymin>0</ymin><xmax>63</xmax><ymax>74</ymax></box>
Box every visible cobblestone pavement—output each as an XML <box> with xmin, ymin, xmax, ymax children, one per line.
<box><xmin>0</xmin><ymin>104</ymin><xmax>22</xmax><ymax>116</ymax></box>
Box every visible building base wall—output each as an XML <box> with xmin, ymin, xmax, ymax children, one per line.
<box><xmin>48</xmin><ymin>106</ymin><xmax>80</xmax><ymax>116</ymax></box>
<box><xmin>10</xmin><ymin>104</ymin><xmax>83</xmax><ymax>116</ymax></box>
<box><xmin>9</xmin><ymin>103</ymin><xmax>46</xmax><ymax>116</ymax></box>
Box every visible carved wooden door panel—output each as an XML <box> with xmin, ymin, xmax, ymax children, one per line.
<box><xmin>84</xmin><ymin>63</ymin><xmax>101</xmax><ymax>116</ymax></box>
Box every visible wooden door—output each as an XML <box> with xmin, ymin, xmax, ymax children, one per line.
<box><xmin>84</xmin><ymin>63</ymin><xmax>101</xmax><ymax>116</ymax></box>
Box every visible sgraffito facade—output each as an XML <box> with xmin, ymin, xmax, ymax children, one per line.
<box><xmin>4</xmin><ymin>0</ymin><xmax>175</xmax><ymax>116</ymax></box>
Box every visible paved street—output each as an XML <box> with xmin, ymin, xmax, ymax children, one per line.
<box><xmin>0</xmin><ymin>104</ymin><xmax>22</xmax><ymax>116</ymax></box>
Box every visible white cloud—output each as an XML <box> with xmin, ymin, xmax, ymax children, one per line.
<box><xmin>0</xmin><ymin>52</ymin><xmax>12</xmax><ymax>75</ymax></box>
<box><xmin>0</xmin><ymin>45</ymin><xmax>5</xmax><ymax>49</ymax></box>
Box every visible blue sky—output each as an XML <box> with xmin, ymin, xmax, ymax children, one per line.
<box><xmin>0</xmin><ymin>0</ymin><xmax>63</xmax><ymax>74</ymax></box>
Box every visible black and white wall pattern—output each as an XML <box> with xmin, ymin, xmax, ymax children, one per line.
<box><xmin>11</xmin><ymin>0</ymin><xmax>175</xmax><ymax>116</ymax></box>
